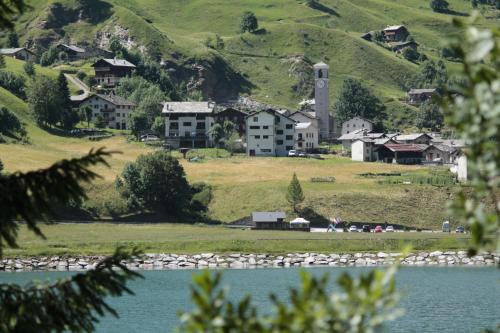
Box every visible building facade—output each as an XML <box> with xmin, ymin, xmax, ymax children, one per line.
<box><xmin>341</xmin><ymin>117</ymin><xmax>374</xmax><ymax>135</ymax></box>
<box><xmin>79</xmin><ymin>94</ymin><xmax>136</xmax><ymax>130</ymax></box>
<box><xmin>162</xmin><ymin>101</ymin><xmax>216</xmax><ymax>149</ymax></box>
<box><xmin>383</xmin><ymin>25</ymin><xmax>409</xmax><ymax>42</ymax></box>
<box><xmin>246</xmin><ymin>109</ymin><xmax>295</xmax><ymax>157</ymax></box>
<box><xmin>0</xmin><ymin>48</ymin><xmax>35</xmax><ymax>61</ymax></box>
<box><xmin>213</xmin><ymin>107</ymin><xmax>248</xmax><ymax>137</ymax></box>
<box><xmin>290</xmin><ymin>111</ymin><xmax>319</xmax><ymax>152</ymax></box>
<box><xmin>56</xmin><ymin>44</ymin><xmax>87</xmax><ymax>61</ymax></box>
<box><xmin>92</xmin><ymin>58</ymin><xmax>136</xmax><ymax>88</ymax></box>
<box><xmin>406</xmin><ymin>88</ymin><xmax>437</xmax><ymax>106</ymax></box>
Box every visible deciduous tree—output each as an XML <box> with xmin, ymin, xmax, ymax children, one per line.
<box><xmin>240</xmin><ymin>11</ymin><xmax>258</xmax><ymax>33</ymax></box>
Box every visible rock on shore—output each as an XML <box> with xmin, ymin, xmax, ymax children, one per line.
<box><xmin>1</xmin><ymin>252</ymin><xmax>498</xmax><ymax>272</ymax></box>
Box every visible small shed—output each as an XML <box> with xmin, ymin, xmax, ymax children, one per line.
<box><xmin>383</xmin><ymin>25</ymin><xmax>409</xmax><ymax>42</ymax></box>
<box><xmin>289</xmin><ymin>218</ymin><xmax>311</xmax><ymax>232</ymax></box>
<box><xmin>378</xmin><ymin>144</ymin><xmax>427</xmax><ymax>164</ymax></box>
<box><xmin>252</xmin><ymin>212</ymin><xmax>286</xmax><ymax>230</ymax></box>
<box><xmin>407</xmin><ymin>88</ymin><xmax>437</xmax><ymax>105</ymax></box>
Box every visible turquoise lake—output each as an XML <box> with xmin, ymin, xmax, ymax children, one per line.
<box><xmin>1</xmin><ymin>267</ymin><xmax>499</xmax><ymax>332</ymax></box>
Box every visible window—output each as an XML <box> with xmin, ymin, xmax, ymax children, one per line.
<box><xmin>183</xmin><ymin>122</ymin><xmax>192</xmax><ymax>126</ymax></box>
<box><xmin>170</xmin><ymin>115</ymin><xmax>179</xmax><ymax>120</ymax></box>
<box><xmin>253</xmin><ymin>116</ymin><xmax>258</xmax><ymax>122</ymax></box>
<box><xmin>94</xmin><ymin>113</ymin><xmax>98</xmax><ymax>117</ymax></box>
<box><xmin>170</xmin><ymin>122</ymin><xmax>179</xmax><ymax>130</ymax></box>
<box><xmin>263</xmin><ymin>126</ymin><xmax>269</xmax><ymax>129</ymax></box>
<box><xmin>250</xmin><ymin>126</ymin><xmax>260</xmax><ymax>130</ymax></box>
<box><xmin>286</xmin><ymin>124</ymin><xmax>293</xmax><ymax>129</ymax></box>
<box><xmin>286</xmin><ymin>135</ymin><xmax>293</xmax><ymax>140</ymax></box>
<box><xmin>261</xmin><ymin>149</ymin><xmax>272</xmax><ymax>153</ymax></box>
<box><xmin>277</xmin><ymin>130</ymin><xmax>283</xmax><ymax>135</ymax></box>
<box><xmin>275</xmin><ymin>116</ymin><xmax>281</xmax><ymax>123</ymax></box>
<box><xmin>286</xmin><ymin>146</ymin><xmax>294</xmax><ymax>151</ymax></box>
<box><xmin>347</xmin><ymin>124</ymin><xmax>350</xmax><ymax>127</ymax></box>
<box><xmin>298</xmin><ymin>133</ymin><xmax>303</xmax><ymax>140</ymax></box>
<box><xmin>353</xmin><ymin>124</ymin><xmax>356</xmax><ymax>128</ymax></box>
<box><xmin>94</xmin><ymin>105</ymin><xmax>98</xmax><ymax>109</ymax></box>
<box><xmin>298</xmin><ymin>142</ymin><xmax>303</xmax><ymax>148</ymax></box>
<box><xmin>362</xmin><ymin>124</ymin><xmax>365</xmax><ymax>127</ymax></box>
<box><xmin>185</xmin><ymin>131</ymin><xmax>191</xmax><ymax>137</ymax></box>
<box><xmin>196</xmin><ymin>114</ymin><xmax>206</xmax><ymax>120</ymax></box>
<box><xmin>263</xmin><ymin>135</ymin><xmax>269</xmax><ymax>139</ymax></box>
<box><xmin>255</xmin><ymin>135</ymin><xmax>261</xmax><ymax>139</ymax></box>
<box><xmin>196</xmin><ymin>122</ymin><xmax>205</xmax><ymax>130</ymax></box>
<box><xmin>277</xmin><ymin>140</ymin><xmax>283</xmax><ymax>145</ymax></box>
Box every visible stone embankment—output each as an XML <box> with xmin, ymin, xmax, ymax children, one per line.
<box><xmin>1</xmin><ymin>251</ymin><xmax>498</xmax><ymax>272</ymax></box>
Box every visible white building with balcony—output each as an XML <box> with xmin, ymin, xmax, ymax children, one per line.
<box><xmin>162</xmin><ymin>101</ymin><xmax>216</xmax><ymax>148</ymax></box>
<box><xmin>246</xmin><ymin>109</ymin><xmax>296</xmax><ymax>157</ymax></box>
<box><xmin>79</xmin><ymin>94</ymin><xmax>136</xmax><ymax>130</ymax></box>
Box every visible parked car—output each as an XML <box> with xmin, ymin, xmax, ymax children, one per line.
<box><xmin>362</xmin><ymin>225</ymin><xmax>371</xmax><ymax>233</ymax></box>
<box><xmin>348</xmin><ymin>225</ymin><xmax>358</xmax><ymax>232</ymax></box>
<box><xmin>298</xmin><ymin>151</ymin><xmax>307</xmax><ymax>157</ymax></box>
<box><xmin>288</xmin><ymin>150</ymin><xmax>298</xmax><ymax>157</ymax></box>
<box><xmin>374</xmin><ymin>225</ymin><xmax>383</xmax><ymax>233</ymax></box>
<box><xmin>456</xmin><ymin>226</ymin><xmax>465</xmax><ymax>233</ymax></box>
<box><xmin>140</xmin><ymin>134</ymin><xmax>159</xmax><ymax>142</ymax></box>
<box><xmin>385</xmin><ymin>226</ymin><xmax>394</xmax><ymax>232</ymax></box>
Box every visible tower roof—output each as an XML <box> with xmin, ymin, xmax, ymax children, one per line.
<box><xmin>313</xmin><ymin>61</ymin><xmax>329</xmax><ymax>69</ymax></box>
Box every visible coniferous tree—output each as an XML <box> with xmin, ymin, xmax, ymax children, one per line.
<box><xmin>7</xmin><ymin>30</ymin><xmax>19</xmax><ymax>47</ymax></box>
<box><xmin>23</xmin><ymin>60</ymin><xmax>35</xmax><ymax>76</ymax></box>
<box><xmin>286</xmin><ymin>173</ymin><xmax>305</xmax><ymax>213</ymax></box>
<box><xmin>57</xmin><ymin>72</ymin><xmax>78</xmax><ymax>129</ymax></box>
<box><xmin>240</xmin><ymin>11</ymin><xmax>258</xmax><ymax>33</ymax></box>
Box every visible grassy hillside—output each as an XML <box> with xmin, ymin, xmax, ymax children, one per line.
<box><xmin>4</xmin><ymin>0</ymin><xmax>497</xmax><ymax>116</ymax></box>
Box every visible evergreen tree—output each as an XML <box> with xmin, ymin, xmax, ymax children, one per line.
<box><xmin>7</xmin><ymin>30</ymin><xmax>19</xmax><ymax>47</ymax></box>
<box><xmin>23</xmin><ymin>60</ymin><xmax>35</xmax><ymax>76</ymax></box>
<box><xmin>286</xmin><ymin>173</ymin><xmax>305</xmax><ymax>213</ymax></box>
<box><xmin>240</xmin><ymin>11</ymin><xmax>258</xmax><ymax>33</ymax></box>
<box><xmin>57</xmin><ymin>72</ymin><xmax>78</xmax><ymax>129</ymax></box>
<box><xmin>79</xmin><ymin>105</ymin><xmax>93</xmax><ymax>128</ymax></box>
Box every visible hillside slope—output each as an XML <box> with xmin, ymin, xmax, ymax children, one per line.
<box><xmin>3</xmin><ymin>0</ymin><xmax>499</xmax><ymax>124</ymax></box>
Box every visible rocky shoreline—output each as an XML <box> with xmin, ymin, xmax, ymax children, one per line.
<box><xmin>1</xmin><ymin>251</ymin><xmax>499</xmax><ymax>272</ymax></box>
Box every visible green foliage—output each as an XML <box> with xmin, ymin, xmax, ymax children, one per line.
<box><xmin>151</xmin><ymin>115</ymin><xmax>165</xmax><ymax>137</ymax></box>
<box><xmin>179</xmin><ymin>268</ymin><xmax>400</xmax><ymax>332</ymax></box>
<box><xmin>416</xmin><ymin>100</ymin><xmax>444</xmax><ymax>131</ymax></box>
<box><xmin>190</xmin><ymin>182</ymin><xmax>213</xmax><ymax>212</ymax></box>
<box><xmin>127</xmin><ymin>111</ymin><xmax>149</xmax><ymax>138</ymax></box>
<box><xmin>210</xmin><ymin>123</ymin><xmax>224</xmax><ymax>148</ymax></box>
<box><xmin>93</xmin><ymin>114</ymin><xmax>107</xmax><ymax>128</ymax></box>
<box><xmin>430</xmin><ymin>0</ymin><xmax>450</xmax><ymax>12</ymax></box>
<box><xmin>240</xmin><ymin>11</ymin><xmax>258</xmax><ymax>33</ymax></box>
<box><xmin>27</xmin><ymin>75</ymin><xmax>60</xmax><ymax>126</ymax></box>
<box><xmin>204</xmin><ymin>34</ymin><xmax>225</xmax><ymax>50</ymax></box>
<box><xmin>23</xmin><ymin>60</ymin><xmax>35</xmax><ymax>76</ymax></box>
<box><xmin>39</xmin><ymin>46</ymin><xmax>59</xmax><ymax>67</ymax></box>
<box><xmin>402</xmin><ymin>47</ymin><xmax>420</xmax><ymax>62</ymax></box>
<box><xmin>0</xmin><ymin>106</ymin><xmax>24</xmax><ymax>137</ymax></box>
<box><xmin>442</xmin><ymin>16</ymin><xmax>500</xmax><ymax>255</ymax></box>
<box><xmin>118</xmin><ymin>151</ymin><xmax>192</xmax><ymax>213</ymax></box>
<box><xmin>405</xmin><ymin>60</ymin><xmax>448</xmax><ymax>90</ymax></box>
<box><xmin>79</xmin><ymin>105</ymin><xmax>93</xmax><ymax>127</ymax></box>
<box><xmin>57</xmin><ymin>72</ymin><xmax>77</xmax><ymax>130</ymax></box>
<box><xmin>0</xmin><ymin>0</ymin><xmax>27</xmax><ymax>29</ymax></box>
<box><xmin>286</xmin><ymin>173</ymin><xmax>305</xmax><ymax>212</ymax></box>
<box><xmin>333</xmin><ymin>78</ymin><xmax>386</xmax><ymax>129</ymax></box>
<box><xmin>7</xmin><ymin>30</ymin><xmax>19</xmax><ymax>48</ymax></box>
<box><xmin>0</xmin><ymin>70</ymin><xmax>25</xmax><ymax>98</ymax></box>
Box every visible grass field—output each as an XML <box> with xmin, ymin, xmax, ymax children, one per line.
<box><xmin>6</xmin><ymin>223</ymin><xmax>471</xmax><ymax>257</ymax></box>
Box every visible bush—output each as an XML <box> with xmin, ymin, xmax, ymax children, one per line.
<box><xmin>0</xmin><ymin>71</ymin><xmax>26</xmax><ymax>98</ymax></box>
<box><xmin>402</xmin><ymin>47</ymin><xmax>420</xmax><ymax>62</ymax></box>
<box><xmin>430</xmin><ymin>0</ymin><xmax>449</xmax><ymax>12</ymax></box>
<box><xmin>0</xmin><ymin>106</ymin><xmax>24</xmax><ymax>137</ymax></box>
<box><xmin>190</xmin><ymin>182</ymin><xmax>213</xmax><ymax>211</ymax></box>
<box><xmin>240</xmin><ymin>11</ymin><xmax>258</xmax><ymax>33</ymax></box>
<box><xmin>76</xmin><ymin>71</ymin><xmax>87</xmax><ymax>80</ymax></box>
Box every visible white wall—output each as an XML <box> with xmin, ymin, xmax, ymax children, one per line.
<box><xmin>342</xmin><ymin>117</ymin><xmax>373</xmax><ymax>135</ymax></box>
<box><xmin>457</xmin><ymin>155</ymin><xmax>468</xmax><ymax>182</ymax></box>
<box><xmin>80</xmin><ymin>96</ymin><xmax>134</xmax><ymax>129</ymax></box>
<box><xmin>246</xmin><ymin>112</ymin><xmax>275</xmax><ymax>156</ymax></box>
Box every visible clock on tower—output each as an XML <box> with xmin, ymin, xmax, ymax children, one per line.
<box><xmin>313</xmin><ymin>62</ymin><xmax>330</xmax><ymax>139</ymax></box>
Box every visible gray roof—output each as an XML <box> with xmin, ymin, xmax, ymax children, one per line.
<box><xmin>295</xmin><ymin>122</ymin><xmax>312</xmax><ymax>130</ymax></box>
<box><xmin>395</xmin><ymin>133</ymin><xmax>432</xmax><ymax>141</ymax></box>
<box><xmin>408</xmin><ymin>88</ymin><xmax>437</xmax><ymax>95</ymax></box>
<box><xmin>96</xmin><ymin>58</ymin><xmax>136</xmax><ymax>68</ymax></box>
<box><xmin>313</xmin><ymin>62</ymin><xmax>329</xmax><ymax>69</ymax></box>
<box><xmin>425</xmin><ymin>143</ymin><xmax>458</xmax><ymax>153</ymax></box>
<box><xmin>0</xmin><ymin>47</ymin><xmax>32</xmax><ymax>55</ymax></box>
<box><xmin>338</xmin><ymin>130</ymin><xmax>384</xmax><ymax>141</ymax></box>
<box><xmin>91</xmin><ymin>94</ymin><xmax>136</xmax><ymax>106</ymax></box>
<box><xmin>384</xmin><ymin>25</ymin><xmax>406</xmax><ymax>31</ymax></box>
<box><xmin>252</xmin><ymin>212</ymin><xmax>286</xmax><ymax>223</ymax></box>
<box><xmin>162</xmin><ymin>101</ymin><xmax>215</xmax><ymax>114</ymax></box>
<box><xmin>58</xmin><ymin>44</ymin><xmax>85</xmax><ymax>53</ymax></box>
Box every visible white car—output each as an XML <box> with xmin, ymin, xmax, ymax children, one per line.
<box><xmin>141</xmin><ymin>134</ymin><xmax>159</xmax><ymax>142</ymax></box>
<box><xmin>288</xmin><ymin>150</ymin><xmax>298</xmax><ymax>157</ymax></box>
<box><xmin>348</xmin><ymin>225</ymin><xmax>358</xmax><ymax>232</ymax></box>
<box><xmin>385</xmin><ymin>226</ymin><xmax>394</xmax><ymax>232</ymax></box>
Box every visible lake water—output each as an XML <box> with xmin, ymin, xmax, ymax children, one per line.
<box><xmin>1</xmin><ymin>267</ymin><xmax>499</xmax><ymax>332</ymax></box>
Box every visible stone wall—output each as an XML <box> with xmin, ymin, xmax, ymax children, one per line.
<box><xmin>1</xmin><ymin>251</ymin><xmax>498</xmax><ymax>272</ymax></box>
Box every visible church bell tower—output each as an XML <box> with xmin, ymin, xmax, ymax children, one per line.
<box><xmin>313</xmin><ymin>62</ymin><xmax>330</xmax><ymax>140</ymax></box>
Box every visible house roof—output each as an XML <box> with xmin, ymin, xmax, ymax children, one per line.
<box><xmin>395</xmin><ymin>133</ymin><xmax>432</xmax><ymax>142</ymax></box>
<box><xmin>92</xmin><ymin>94</ymin><xmax>136</xmax><ymax>106</ymax></box>
<box><xmin>432</xmin><ymin>139</ymin><xmax>466</xmax><ymax>148</ymax></box>
<box><xmin>408</xmin><ymin>88</ymin><xmax>437</xmax><ymax>95</ymax></box>
<box><xmin>162</xmin><ymin>101</ymin><xmax>215</xmax><ymax>114</ymax></box>
<box><xmin>290</xmin><ymin>110</ymin><xmax>317</xmax><ymax>120</ymax></box>
<box><xmin>374</xmin><ymin>137</ymin><xmax>396</xmax><ymax>145</ymax></box>
<box><xmin>215</xmin><ymin>107</ymin><xmax>248</xmax><ymax>116</ymax></box>
<box><xmin>343</xmin><ymin>116</ymin><xmax>375</xmax><ymax>125</ymax></box>
<box><xmin>384</xmin><ymin>144</ymin><xmax>428</xmax><ymax>152</ymax></box>
<box><xmin>0</xmin><ymin>47</ymin><xmax>34</xmax><ymax>55</ymax></box>
<box><xmin>338</xmin><ymin>130</ymin><xmax>385</xmax><ymax>141</ymax></box>
<box><xmin>252</xmin><ymin>212</ymin><xmax>286</xmax><ymax>222</ymax></box>
<box><xmin>246</xmin><ymin>108</ymin><xmax>296</xmax><ymax>122</ymax></box>
<box><xmin>58</xmin><ymin>44</ymin><xmax>85</xmax><ymax>53</ymax></box>
<box><xmin>384</xmin><ymin>25</ymin><xmax>406</xmax><ymax>31</ymax></box>
<box><xmin>295</xmin><ymin>122</ymin><xmax>312</xmax><ymax>130</ymax></box>
<box><xmin>92</xmin><ymin>58</ymin><xmax>136</xmax><ymax>68</ymax></box>
<box><xmin>425</xmin><ymin>143</ymin><xmax>458</xmax><ymax>153</ymax></box>
<box><xmin>290</xmin><ymin>218</ymin><xmax>310</xmax><ymax>224</ymax></box>
<box><xmin>313</xmin><ymin>62</ymin><xmax>329</xmax><ymax>69</ymax></box>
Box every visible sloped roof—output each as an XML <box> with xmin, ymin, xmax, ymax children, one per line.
<box><xmin>408</xmin><ymin>88</ymin><xmax>437</xmax><ymax>95</ymax></box>
<box><xmin>343</xmin><ymin>116</ymin><xmax>375</xmax><ymax>125</ymax></box>
<box><xmin>215</xmin><ymin>107</ymin><xmax>248</xmax><ymax>116</ymax></box>
<box><xmin>162</xmin><ymin>101</ymin><xmax>215</xmax><ymax>114</ymax></box>
<box><xmin>0</xmin><ymin>47</ymin><xmax>33</xmax><ymax>55</ymax></box>
<box><xmin>384</xmin><ymin>25</ymin><xmax>406</xmax><ymax>31</ymax></box>
<box><xmin>94</xmin><ymin>94</ymin><xmax>136</xmax><ymax>106</ymax></box>
<box><xmin>246</xmin><ymin>108</ymin><xmax>295</xmax><ymax>121</ymax></box>
<box><xmin>295</xmin><ymin>122</ymin><xmax>312</xmax><ymax>130</ymax></box>
<box><xmin>290</xmin><ymin>111</ymin><xmax>317</xmax><ymax>120</ymax></box>
<box><xmin>313</xmin><ymin>62</ymin><xmax>329</xmax><ymax>69</ymax></box>
<box><xmin>338</xmin><ymin>130</ymin><xmax>385</xmax><ymax>141</ymax></box>
<box><xmin>425</xmin><ymin>144</ymin><xmax>458</xmax><ymax>153</ymax></box>
<box><xmin>395</xmin><ymin>133</ymin><xmax>432</xmax><ymax>141</ymax></box>
<box><xmin>58</xmin><ymin>44</ymin><xmax>85</xmax><ymax>53</ymax></box>
<box><xmin>290</xmin><ymin>218</ymin><xmax>310</xmax><ymax>224</ymax></box>
<box><xmin>384</xmin><ymin>144</ymin><xmax>428</xmax><ymax>152</ymax></box>
<box><xmin>92</xmin><ymin>58</ymin><xmax>136</xmax><ymax>68</ymax></box>
<box><xmin>252</xmin><ymin>212</ymin><xmax>286</xmax><ymax>222</ymax></box>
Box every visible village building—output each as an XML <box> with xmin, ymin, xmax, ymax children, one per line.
<box><xmin>251</xmin><ymin>212</ymin><xmax>286</xmax><ymax>230</ymax></box>
<box><xmin>378</xmin><ymin>144</ymin><xmax>427</xmax><ymax>164</ymax></box>
<box><xmin>213</xmin><ymin>107</ymin><xmax>248</xmax><ymax>137</ymax></box>
<box><xmin>424</xmin><ymin>143</ymin><xmax>460</xmax><ymax>164</ymax></box>
<box><xmin>162</xmin><ymin>101</ymin><xmax>216</xmax><ymax>149</ymax></box>
<box><xmin>338</xmin><ymin>129</ymin><xmax>385</xmax><ymax>152</ymax></box>
<box><xmin>0</xmin><ymin>47</ymin><xmax>35</xmax><ymax>61</ymax></box>
<box><xmin>246</xmin><ymin>109</ymin><xmax>296</xmax><ymax>157</ymax></box>
<box><xmin>79</xmin><ymin>94</ymin><xmax>136</xmax><ymax>130</ymax></box>
<box><xmin>341</xmin><ymin>116</ymin><xmax>374</xmax><ymax>135</ymax></box>
<box><xmin>456</xmin><ymin>155</ymin><xmax>468</xmax><ymax>182</ymax></box>
<box><xmin>56</xmin><ymin>44</ymin><xmax>86</xmax><ymax>61</ymax></box>
<box><xmin>92</xmin><ymin>58</ymin><xmax>136</xmax><ymax>88</ymax></box>
<box><xmin>392</xmin><ymin>41</ymin><xmax>419</xmax><ymax>53</ymax></box>
<box><xmin>290</xmin><ymin>111</ymin><xmax>319</xmax><ymax>152</ymax></box>
<box><xmin>383</xmin><ymin>25</ymin><xmax>410</xmax><ymax>42</ymax></box>
<box><xmin>395</xmin><ymin>133</ymin><xmax>433</xmax><ymax>145</ymax></box>
<box><xmin>406</xmin><ymin>88</ymin><xmax>437</xmax><ymax>105</ymax></box>
<box><xmin>351</xmin><ymin>137</ymin><xmax>399</xmax><ymax>162</ymax></box>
